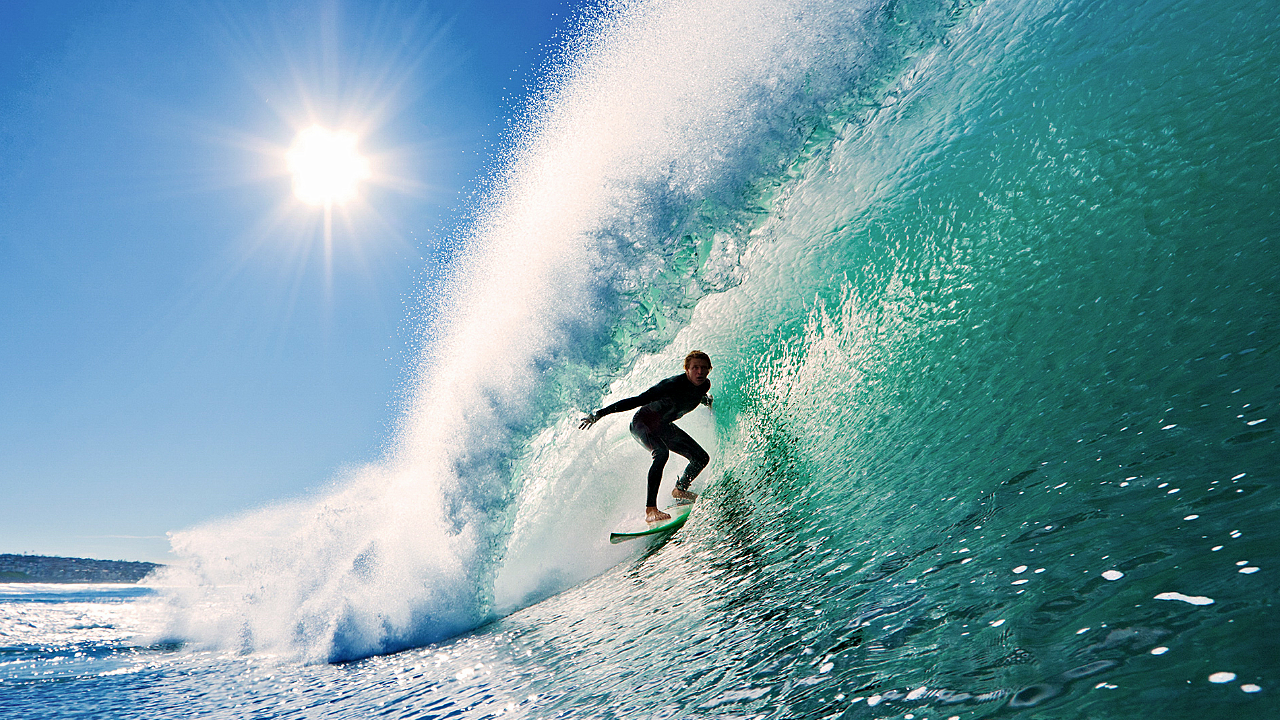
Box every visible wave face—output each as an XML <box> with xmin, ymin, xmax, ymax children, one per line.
<box><xmin>157</xmin><ymin>3</ymin><xmax>1279</xmax><ymax>706</ymax></box>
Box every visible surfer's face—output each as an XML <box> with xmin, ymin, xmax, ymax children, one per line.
<box><xmin>685</xmin><ymin>358</ymin><xmax>711</xmax><ymax>385</ymax></box>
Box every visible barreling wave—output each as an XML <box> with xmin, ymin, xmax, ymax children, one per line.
<box><xmin>153</xmin><ymin>0</ymin><xmax>976</xmax><ymax>663</ymax></box>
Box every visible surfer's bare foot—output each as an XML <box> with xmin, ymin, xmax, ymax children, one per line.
<box><xmin>672</xmin><ymin>488</ymin><xmax>698</xmax><ymax>502</ymax></box>
<box><xmin>646</xmin><ymin>506</ymin><xmax>671</xmax><ymax>523</ymax></box>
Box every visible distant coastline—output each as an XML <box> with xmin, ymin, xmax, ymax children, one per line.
<box><xmin>0</xmin><ymin>554</ymin><xmax>161</xmax><ymax>584</ymax></box>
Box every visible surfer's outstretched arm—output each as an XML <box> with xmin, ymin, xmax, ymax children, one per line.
<box><xmin>579</xmin><ymin>390</ymin><xmax>654</xmax><ymax>430</ymax></box>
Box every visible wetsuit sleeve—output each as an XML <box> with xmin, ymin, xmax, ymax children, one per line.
<box><xmin>592</xmin><ymin>378</ymin><xmax>673</xmax><ymax>418</ymax></box>
<box><xmin>593</xmin><ymin>394</ymin><xmax>645</xmax><ymax>418</ymax></box>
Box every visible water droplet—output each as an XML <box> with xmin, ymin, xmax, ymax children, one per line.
<box><xmin>1184</xmin><ymin>515</ymin><xmax>1199</xmax><ymax>520</ymax></box>
<box><xmin>1209</xmin><ymin>672</ymin><xmax>1237</xmax><ymax>683</ymax></box>
<box><xmin>1241</xmin><ymin>684</ymin><xmax>1262</xmax><ymax>693</ymax></box>
<box><xmin>1240</xmin><ymin>567</ymin><xmax>1259</xmax><ymax>574</ymax></box>
<box><xmin>1151</xmin><ymin>647</ymin><xmax>1169</xmax><ymax>655</ymax></box>
<box><xmin>1102</xmin><ymin>570</ymin><xmax>1124</xmax><ymax>581</ymax></box>
<box><xmin>1013</xmin><ymin>565</ymin><xmax>1028</xmax><ymax>574</ymax></box>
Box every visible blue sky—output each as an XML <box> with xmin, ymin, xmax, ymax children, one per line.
<box><xmin>1</xmin><ymin>0</ymin><xmax>583</xmax><ymax>563</ymax></box>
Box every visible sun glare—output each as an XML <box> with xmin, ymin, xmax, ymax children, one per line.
<box><xmin>287</xmin><ymin>126</ymin><xmax>371</xmax><ymax>206</ymax></box>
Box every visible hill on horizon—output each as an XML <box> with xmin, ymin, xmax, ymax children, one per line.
<box><xmin>0</xmin><ymin>553</ymin><xmax>161</xmax><ymax>584</ymax></box>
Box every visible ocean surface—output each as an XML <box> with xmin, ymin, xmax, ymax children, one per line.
<box><xmin>4</xmin><ymin>0</ymin><xmax>1277</xmax><ymax>717</ymax></box>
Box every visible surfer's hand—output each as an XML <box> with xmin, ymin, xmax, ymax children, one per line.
<box><xmin>579</xmin><ymin>413</ymin><xmax>599</xmax><ymax>430</ymax></box>
<box><xmin>701</xmin><ymin>394</ymin><xmax>713</xmax><ymax>409</ymax></box>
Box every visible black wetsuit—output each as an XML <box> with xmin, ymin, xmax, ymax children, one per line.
<box><xmin>594</xmin><ymin>374</ymin><xmax>712</xmax><ymax>507</ymax></box>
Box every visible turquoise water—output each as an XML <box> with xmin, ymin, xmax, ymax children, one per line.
<box><xmin>5</xmin><ymin>0</ymin><xmax>1277</xmax><ymax>717</ymax></box>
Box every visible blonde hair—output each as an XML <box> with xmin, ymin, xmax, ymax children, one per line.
<box><xmin>684</xmin><ymin>350</ymin><xmax>712</xmax><ymax>368</ymax></box>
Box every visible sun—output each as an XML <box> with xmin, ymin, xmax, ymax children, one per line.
<box><xmin>286</xmin><ymin>126</ymin><xmax>371</xmax><ymax>206</ymax></box>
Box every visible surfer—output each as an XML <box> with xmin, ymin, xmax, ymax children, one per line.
<box><xmin>579</xmin><ymin>351</ymin><xmax>714</xmax><ymax>523</ymax></box>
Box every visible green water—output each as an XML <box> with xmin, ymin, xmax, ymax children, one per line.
<box><xmin>676</xmin><ymin>0</ymin><xmax>1280</xmax><ymax>714</ymax></box>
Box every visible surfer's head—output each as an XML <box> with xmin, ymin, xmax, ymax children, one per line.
<box><xmin>684</xmin><ymin>351</ymin><xmax>712</xmax><ymax>385</ymax></box>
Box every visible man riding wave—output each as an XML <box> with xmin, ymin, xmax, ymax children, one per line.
<box><xmin>580</xmin><ymin>351</ymin><xmax>714</xmax><ymax>523</ymax></box>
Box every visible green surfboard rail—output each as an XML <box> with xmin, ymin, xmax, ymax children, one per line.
<box><xmin>609</xmin><ymin>503</ymin><xmax>694</xmax><ymax>544</ymax></box>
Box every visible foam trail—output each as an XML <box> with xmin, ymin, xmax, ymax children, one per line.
<box><xmin>156</xmin><ymin>0</ymin><xmax>912</xmax><ymax>662</ymax></box>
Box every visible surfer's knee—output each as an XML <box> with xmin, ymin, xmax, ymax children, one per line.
<box><xmin>680</xmin><ymin>455</ymin><xmax>707</xmax><ymax>486</ymax></box>
<box><xmin>690</xmin><ymin>447</ymin><xmax>709</xmax><ymax>469</ymax></box>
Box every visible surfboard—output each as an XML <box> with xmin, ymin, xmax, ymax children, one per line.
<box><xmin>609</xmin><ymin>502</ymin><xmax>695</xmax><ymax>544</ymax></box>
